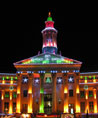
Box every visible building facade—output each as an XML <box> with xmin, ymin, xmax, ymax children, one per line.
<box><xmin>0</xmin><ymin>13</ymin><xmax>98</xmax><ymax>118</ymax></box>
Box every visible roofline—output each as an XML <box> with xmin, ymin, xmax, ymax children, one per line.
<box><xmin>0</xmin><ymin>73</ymin><xmax>16</xmax><ymax>76</ymax></box>
<box><xmin>14</xmin><ymin>63</ymin><xmax>82</xmax><ymax>66</ymax></box>
<box><xmin>41</xmin><ymin>27</ymin><xmax>58</xmax><ymax>33</ymax></box>
<box><xmin>80</xmin><ymin>72</ymin><xmax>98</xmax><ymax>75</ymax></box>
<box><xmin>13</xmin><ymin>52</ymin><xmax>82</xmax><ymax>65</ymax></box>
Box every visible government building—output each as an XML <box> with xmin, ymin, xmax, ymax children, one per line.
<box><xmin>0</xmin><ymin>13</ymin><xmax>98</xmax><ymax>118</ymax></box>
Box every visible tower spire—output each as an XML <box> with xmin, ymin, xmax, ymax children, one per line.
<box><xmin>47</xmin><ymin>12</ymin><xmax>53</xmax><ymax>21</ymax></box>
<box><xmin>41</xmin><ymin>13</ymin><xmax>58</xmax><ymax>54</ymax></box>
<box><xmin>48</xmin><ymin>12</ymin><xmax>51</xmax><ymax>17</ymax></box>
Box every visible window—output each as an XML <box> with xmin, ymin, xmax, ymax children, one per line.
<box><xmin>69</xmin><ymin>90</ymin><xmax>73</xmax><ymax>97</ymax></box>
<box><xmin>80</xmin><ymin>91</ymin><xmax>85</xmax><ymax>98</ymax></box>
<box><xmin>0</xmin><ymin>91</ymin><xmax>1</xmax><ymax>106</ymax></box>
<box><xmin>44</xmin><ymin>94</ymin><xmax>52</xmax><ymax>101</ymax></box>
<box><xmin>45</xmin><ymin>77</ymin><xmax>52</xmax><ymax>83</ymax></box>
<box><xmin>5</xmin><ymin>92</ymin><xmax>9</xmax><ymax>98</ymax></box>
<box><xmin>22</xmin><ymin>104</ymin><xmax>28</xmax><ymax>113</ymax></box>
<box><xmin>44</xmin><ymin>94</ymin><xmax>52</xmax><ymax>114</ymax></box>
<box><xmin>57</xmin><ymin>77</ymin><xmax>63</xmax><ymax>84</ymax></box>
<box><xmin>89</xmin><ymin>91</ymin><xmax>93</xmax><ymax>97</ymax></box>
<box><xmin>13</xmin><ymin>102</ymin><xmax>16</xmax><ymax>112</ymax></box>
<box><xmin>4</xmin><ymin>102</ymin><xmax>9</xmax><ymax>113</ymax></box>
<box><xmin>69</xmin><ymin>104</ymin><xmax>74</xmax><ymax>114</ymax></box>
<box><xmin>23</xmin><ymin>90</ymin><xmax>28</xmax><ymax>97</ymax></box>
<box><xmin>0</xmin><ymin>91</ymin><xmax>1</xmax><ymax>98</ymax></box>
<box><xmin>9</xmin><ymin>86</ymin><xmax>14</xmax><ymax>91</ymax></box>
<box><xmin>89</xmin><ymin>102</ymin><xmax>94</xmax><ymax>113</ymax></box>
<box><xmin>13</xmin><ymin>92</ymin><xmax>17</xmax><ymax>98</ymax></box>
<box><xmin>68</xmin><ymin>76</ymin><xmax>74</xmax><ymax>83</ymax></box>
<box><xmin>80</xmin><ymin>102</ymin><xmax>85</xmax><ymax>113</ymax></box>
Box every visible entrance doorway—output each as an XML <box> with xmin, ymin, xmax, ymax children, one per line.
<box><xmin>22</xmin><ymin>104</ymin><xmax>28</xmax><ymax>113</ymax></box>
<box><xmin>44</xmin><ymin>94</ymin><xmax>52</xmax><ymax>114</ymax></box>
<box><xmin>69</xmin><ymin>104</ymin><xmax>74</xmax><ymax>114</ymax></box>
<box><xmin>61</xmin><ymin>114</ymin><xmax>74</xmax><ymax>118</ymax></box>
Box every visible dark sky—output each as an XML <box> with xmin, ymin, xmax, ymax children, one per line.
<box><xmin>0</xmin><ymin>5</ymin><xmax>97</xmax><ymax>73</ymax></box>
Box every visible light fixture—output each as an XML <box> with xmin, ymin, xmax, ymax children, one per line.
<box><xmin>35</xmin><ymin>78</ymin><xmax>39</xmax><ymax>83</ymax></box>
<box><xmin>68</xmin><ymin>77</ymin><xmax>74</xmax><ymax>83</ymax></box>
<box><xmin>23</xmin><ymin>77</ymin><xmax>28</xmax><ymax>83</ymax></box>
<box><xmin>57</xmin><ymin>77</ymin><xmax>62</xmax><ymax>83</ymax></box>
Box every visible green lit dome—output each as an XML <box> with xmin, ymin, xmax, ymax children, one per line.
<box><xmin>47</xmin><ymin>17</ymin><xmax>53</xmax><ymax>21</ymax></box>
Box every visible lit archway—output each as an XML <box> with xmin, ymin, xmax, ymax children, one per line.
<box><xmin>64</xmin><ymin>114</ymin><xmax>74</xmax><ymax>118</ymax></box>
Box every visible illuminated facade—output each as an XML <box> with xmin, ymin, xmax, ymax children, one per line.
<box><xmin>0</xmin><ymin>13</ymin><xmax>98</xmax><ymax>118</ymax></box>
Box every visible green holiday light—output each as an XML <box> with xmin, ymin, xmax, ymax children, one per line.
<box><xmin>2</xmin><ymin>77</ymin><xmax>5</xmax><ymax>80</ymax></box>
<box><xmin>5</xmin><ymin>93</ymin><xmax>9</xmax><ymax>98</ymax></box>
<box><xmin>6</xmin><ymin>76</ymin><xmax>9</xmax><ymax>79</ymax></box>
<box><xmin>13</xmin><ymin>92</ymin><xmax>17</xmax><ymax>98</ymax></box>
<box><xmin>89</xmin><ymin>76</ymin><xmax>92</xmax><ymax>78</ymax></box>
<box><xmin>80</xmin><ymin>76</ymin><xmax>83</xmax><ymax>79</ymax></box>
<box><xmin>40</xmin><ymin>88</ymin><xmax>44</xmax><ymax>94</ymax></box>
<box><xmin>15</xmin><ymin>77</ymin><xmax>17</xmax><ymax>80</ymax></box>
<box><xmin>57</xmin><ymin>60</ymin><xmax>62</xmax><ymax>63</ymax></box>
<box><xmin>22</xmin><ymin>54</ymin><xmax>74</xmax><ymax>65</ymax></box>
<box><xmin>42</xmin><ymin>60</ymin><xmax>49</xmax><ymax>64</ymax></box>
<box><xmin>39</xmin><ymin>95</ymin><xmax>44</xmax><ymax>113</ymax></box>
<box><xmin>93</xmin><ymin>76</ymin><xmax>95</xmax><ymax>79</ymax></box>
<box><xmin>89</xmin><ymin>94</ymin><xmax>93</xmax><ymax>97</ymax></box>
<box><xmin>85</xmin><ymin>76</ymin><xmax>87</xmax><ymax>80</ymax></box>
<box><xmin>11</xmin><ymin>77</ymin><xmax>13</xmax><ymax>80</ymax></box>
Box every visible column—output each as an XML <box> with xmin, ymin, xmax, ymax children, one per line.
<box><xmin>63</xmin><ymin>73</ymin><xmax>68</xmax><ymax>113</ymax></box>
<box><xmin>52</xmin><ymin>73</ymin><xmax>57</xmax><ymax>113</ymax></box>
<box><xmin>28</xmin><ymin>74</ymin><xmax>33</xmax><ymax>113</ymax></box>
<box><xmin>16</xmin><ymin>75</ymin><xmax>21</xmax><ymax>113</ymax></box>
<box><xmin>1</xmin><ymin>90</ymin><xmax>4</xmax><ymax>113</ymax></box>
<box><xmin>39</xmin><ymin>73</ymin><xmax>44</xmax><ymax>113</ymax></box>
<box><xmin>75</xmin><ymin>74</ymin><xmax>80</xmax><ymax>113</ymax></box>
<box><xmin>0</xmin><ymin>91</ymin><xmax>2</xmax><ymax>113</ymax></box>
<box><xmin>9</xmin><ymin>91</ymin><xmax>12</xmax><ymax>114</ymax></box>
<box><xmin>85</xmin><ymin>90</ymin><xmax>89</xmax><ymax>113</ymax></box>
<box><xmin>93</xmin><ymin>89</ymin><xmax>97</xmax><ymax>113</ymax></box>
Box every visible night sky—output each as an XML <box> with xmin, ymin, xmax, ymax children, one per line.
<box><xmin>0</xmin><ymin>6</ymin><xmax>97</xmax><ymax>73</ymax></box>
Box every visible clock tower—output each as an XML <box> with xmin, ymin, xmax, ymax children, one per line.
<box><xmin>42</xmin><ymin>12</ymin><xmax>58</xmax><ymax>54</ymax></box>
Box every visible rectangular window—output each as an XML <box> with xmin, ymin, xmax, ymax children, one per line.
<box><xmin>5</xmin><ymin>92</ymin><xmax>9</xmax><ymax>98</ymax></box>
<box><xmin>22</xmin><ymin>104</ymin><xmax>28</xmax><ymax>113</ymax></box>
<box><xmin>80</xmin><ymin>102</ymin><xmax>85</xmax><ymax>113</ymax></box>
<box><xmin>69</xmin><ymin>90</ymin><xmax>73</xmax><ymax>97</ymax></box>
<box><xmin>44</xmin><ymin>94</ymin><xmax>52</xmax><ymax>114</ymax></box>
<box><xmin>89</xmin><ymin>102</ymin><xmax>94</xmax><ymax>113</ymax></box>
<box><xmin>4</xmin><ymin>102</ymin><xmax>9</xmax><ymax>113</ymax></box>
<box><xmin>0</xmin><ymin>91</ymin><xmax>1</xmax><ymax>98</ymax></box>
<box><xmin>89</xmin><ymin>91</ymin><xmax>93</xmax><ymax>97</ymax></box>
<box><xmin>80</xmin><ymin>91</ymin><xmax>85</xmax><ymax>98</ymax></box>
<box><xmin>13</xmin><ymin>92</ymin><xmax>17</xmax><ymax>98</ymax></box>
<box><xmin>13</xmin><ymin>102</ymin><xmax>16</xmax><ymax>112</ymax></box>
<box><xmin>44</xmin><ymin>94</ymin><xmax>52</xmax><ymax>101</ymax></box>
<box><xmin>23</xmin><ymin>90</ymin><xmax>28</xmax><ymax>97</ymax></box>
